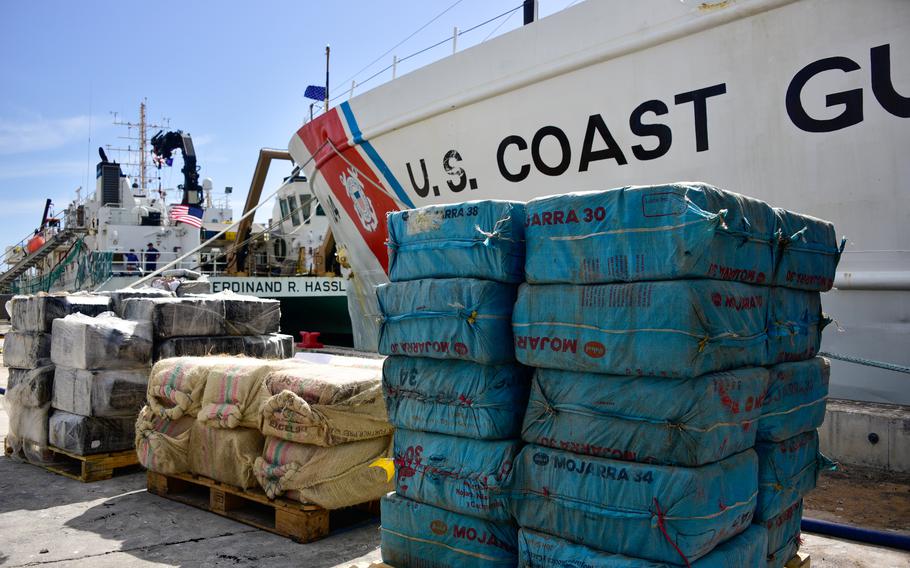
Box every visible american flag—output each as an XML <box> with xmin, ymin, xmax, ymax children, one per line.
<box><xmin>169</xmin><ymin>204</ymin><xmax>204</xmax><ymax>228</ymax></box>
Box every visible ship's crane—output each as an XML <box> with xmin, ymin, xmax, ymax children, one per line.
<box><xmin>150</xmin><ymin>130</ymin><xmax>203</xmax><ymax>206</ymax></box>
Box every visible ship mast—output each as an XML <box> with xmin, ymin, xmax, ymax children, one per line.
<box><xmin>109</xmin><ymin>99</ymin><xmax>169</xmax><ymax>193</ymax></box>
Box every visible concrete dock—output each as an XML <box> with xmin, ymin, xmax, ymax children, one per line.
<box><xmin>0</xmin><ymin>368</ymin><xmax>907</xmax><ymax>566</ymax></box>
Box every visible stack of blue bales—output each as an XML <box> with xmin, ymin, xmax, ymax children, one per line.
<box><xmin>511</xmin><ymin>183</ymin><xmax>840</xmax><ymax>567</ymax></box>
<box><xmin>377</xmin><ymin>200</ymin><xmax>530</xmax><ymax>568</ymax></box>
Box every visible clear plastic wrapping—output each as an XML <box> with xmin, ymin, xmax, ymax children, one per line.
<box><xmin>7</xmin><ymin>293</ymin><xmax>112</xmax><ymax>332</ymax></box>
<box><xmin>3</xmin><ymin>331</ymin><xmax>52</xmax><ymax>369</ymax></box>
<box><xmin>154</xmin><ymin>334</ymin><xmax>293</xmax><ymax>360</ymax></box>
<box><xmin>123</xmin><ymin>292</ymin><xmax>280</xmax><ymax>339</ymax></box>
<box><xmin>48</xmin><ymin>410</ymin><xmax>136</xmax><ymax>455</ymax></box>
<box><xmin>52</xmin><ymin>366</ymin><xmax>148</xmax><ymax>417</ymax></box>
<box><xmin>7</xmin><ymin>365</ymin><xmax>55</xmax><ymax>407</ymax></box>
<box><xmin>50</xmin><ymin>312</ymin><xmax>153</xmax><ymax>370</ymax></box>
<box><xmin>99</xmin><ymin>288</ymin><xmax>174</xmax><ymax>317</ymax></box>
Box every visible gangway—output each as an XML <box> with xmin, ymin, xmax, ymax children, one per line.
<box><xmin>0</xmin><ymin>227</ymin><xmax>87</xmax><ymax>292</ymax></box>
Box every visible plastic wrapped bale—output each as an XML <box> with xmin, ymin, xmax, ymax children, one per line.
<box><xmin>48</xmin><ymin>410</ymin><xmax>136</xmax><ymax>455</ymax></box>
<box><xmin>197</xmin><ymin>357</ymin><xmax>273</xmax><ymax>429</ymax></box>
<box><xmin>767</xmin><ymin>288</ymin><xmax>826</xmax><ymax>365</ymax></box>
<box><xmin>773</xmin><ymin>208</ymin><xmax>841</xmax><ymax>291</ymax></box>
<box><xmin>523</xmin><ymin>183</ymin><xmax>776</xmax><ymax>285</ymax></box>
<box><xmin>510</xmin><ymin>445</ymin><xmax>758</xmax><ymax>564</ymax></box>
<box><xmin>217</xmin><ymin>291</ymin><xmax>281</xmax><ymax>335</ymax></box>
<box><xmin>176</xmin><ymin>280</ymin><xmax>212</xmax><ymax>296</ymax></box>
<box><xmin>260</xmin><ymin>362</ymin><xmax>392</xmax><ymax>446</ymax></box>
<box><xmin>383</xmin><ymin>356</ymin><xmax>530</xmax><ymax>440</ymax></box>
<box><xmin>759</xmin><ymin>358</ymin><xmax>830</xmax><ymax>442</ymax></box>
<box><xmin>135</xmin><ymin>406</ymin><xmax>194</xmax><ymax>475</ymax></box>
<box><xmin>381</xmin><ymin>492</ymin><xmax>518</xmax><ymax>568</ymax></box>
<box><xmin>3</xmin><ymin>401</ymin><xmax>52</xmax><ymax>464</ymax></box>
<box><xmin>253</xmin><ymin>435</ymin><xmax>393</xmax><ymax>509</ymax></box>
<box><xmin>393</xmin><ymin>429</ymin><xmax>519</xmax><ymax>522</ymax></box>
<box><xmin>387</xmin><ymin>200</ymin><xmax>527</xmax><ymax>283</ymax></box>
<box><xmin>377</xmin><ymin>278</ymin><xmax>517</xmax><ymax>365</ymax></box>
<box><xmin>755</xmin><ymin>430</ymin><xmax>823</xmax><ymax>522</ymax></box>
<box><xmin>763</xmin><ymin>499</ymin><xmax>803</xmax><ymax>568</ymax></box>
<box><xmin>513</xmin><ymin>280</ymin><xmax>768</xmax><ymax>377</ymax></box>
<box><xmin>7</xmin><ymin>366</ymin><xmax>55</xmax><ymax>407</ymax></box>
<box><xmin>188</xmin><ymin>422</ymin><xmax>263</xmax><ymax>489</ymax></box>
<box><xmin>522</xmin><ymin>366</ymin><xmax>768</xmax><ymax>466</ymax></box>
<box><xmin>52</xmin><ymin>367</ymin><xmax>148</xmax><ymax>417</ymax></box>
<box><xmin>122</xmin><ymin>296</ymin><xmax>226</xmax><ymax>339</ymax></box>
<box><xmin>51</xmin><ymin>313</ymin><xmax>153</xmax><ymax>370</ymax></box>
<box><xmin>517</xmin><ymin>524</ymin><xmax>768</xmax><ymax>567</ymax></box>
<box><xmin>146</xmin><ymin>357</ymin><xmax>217</xmax><ymax>420</ymax></box>
<box><xmin>7</xmin><ymin>293</ymin><xmax>112</xmax><ymax>332</ymax></box>
<box><xmin>3</xmin><ymin>332</ymin><xmax>52</xmax><ymax>369</ymax></box>
<box><xmin>99</xmin><ymin>288</ymin><xmax>174</xmax><ymax>317</ymax></box>
<box><xmin>154</xmin><ymin>334</ymin><xmax>292</xmax><ymax>360</ymax></box>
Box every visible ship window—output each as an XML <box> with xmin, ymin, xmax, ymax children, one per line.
<box><xmin>287</xmin><ymin>195</ymin><xmax>301</xmax><ymax>226</ymax></box>
<box><xmin>279</xmin><ymin>198</ymin><xmax>289</xmax><ymax>218</ymax></box>
<box><xmin>300</xmin><ymin>195</ymin><xmax>312</xmax><ymax>223</ymax></box>
<box><xmin>316</xmin><ymin>204</ymin><xmax>325</xmax><ymax>216</ymax></box>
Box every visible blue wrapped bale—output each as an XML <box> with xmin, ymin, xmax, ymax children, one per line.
<box><xmin>510</xmin><ymin>445</ymin><xmax>758</xmax><ymax>564</ymax></box>
<box><xmin>773</xmin><ymin>208</ymin><xmax>841</xmax><ymax>291</ymax></box>
<box><xmin>517</xmin><ymin>524</ymin><xmax>768</xmax><ymax>567</ymax></box>
<box><xmin>767</xmin><ymin>288</ymin><xmax>826</xmax><ymax>365</ymax></box>
<box><xmin>755</xmin><ymin>431</ymin><xmax>820</xmax><ymax>521</ymax></box>
<box><xmin>378</xmin><ymin>278</ymin><xmax>517</xmax><ymax>365</ymax></box>
<box><xmin>387</xmin><ymin>200</ymin><xmax>526</xmax><ymax>283</ymax></box>
<box><xmin>383</xmin><ymin>356</ymin><xmax>530</xmax><ymax>440</ymax></box>
<box><xmin>762</xmin><ymin>499</ymin><xmax>803</xmax><ymax>568</ymax></box>
<box><xmin>512</xmin><ymin>280</ymin><xmax>768</xmax><ymax>378</ymax></box>
<box><xmin>381</xmin><ymin>492</ymin><xmax>518</xmax><ymax>568</ymax></box>
<box><xmin>524</xmin><ymin>183</ymin><xmax>776</xmax><ymax>286</ymax></box>
<box><xmin>393</xmin><ymin>428</ymin><xmax>519</xmax><ymax>522</ymax></box>
<box><xmin>522</xmin><ymin>367</ymin><xmax>768</xmax><ymax>466</ymax></box>
<box><xmin>759</xmin><ymin>358</ymin><xmax>830</xmax><ymax>442</ymax></box>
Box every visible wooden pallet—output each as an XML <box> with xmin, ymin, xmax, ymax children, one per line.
<box><xmin>4</xmin><ymin>439</ymin><xmax>140</xmax><ymax>482</ymax></box>
<box><xmin>147</xmin><ymin>471</ymin><xmax>379</xmax><ymax>543</ymax></box>
<box><xmin>785</xmin><ymin>552</ymin><xmax>811</xmax><ymax>568</ymax></box>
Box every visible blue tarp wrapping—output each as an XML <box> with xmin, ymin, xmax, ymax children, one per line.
<box><xmin>524</xmin><ymin>183</ymin><xmax>776</xmax><ymax>286</ymax></box>
<box><xmin>381</xmin><ymin>492</ymin><xmax>518</xmax><ymax>568</ymax></box>
<box><xmin>517</xmin><ymin>525</ymin><xmax>768</xmax><ymax>567</ymax></box>
<box><xmin>759</xmin><ymin>358</ymin><xmax>830</xmax><ymax>442</ymax></box>
<box><xmin>378</xmin><ymin>278</ymin><xmax>517</xmax><ymax>365</ymax></box>
<box><xmin>767</xmin><ymin>288</ymin><xmax>826</xmax><ymax>365</ymax></box>
<box><xmin>512</xmin><ymin>280</ymin><xmax>768</xmax><ymax>378</ymax></box>
<box><xmin>522</xmin><ymin>367</ymin><xmax>768</xmax><ymax>466</ymax></box>
<box><xmin>394</xmin><ymin>428</ymin><xmax>519</xmax><ymax>522</ymax></box>
<box><xmin>510</xmin><ymin>445</ymin><xmax>758</xmax><ymax>564</ymax></box>
<box><xmin>387</xmin><ymin>200</ymin><xmax>526</xmax><ymax>283</ymax></box>
<box><xmin>762</xmin><ymin>499</ymin><xmax>803</xmax><ymax>568</ymax></box>
<box><xmin>773</xmin><ymin>208</ymin><xmax>841</xmax><ymax>292</ymax></box>
<box><xmin>383</xmin><ymin>356</ymin><xmax>530</xmax><ymax>440</ymax></box>
<box><xmin>755</xmin><ymin>431</ymin><xmax>819</xmax><ymax>521</ymax></box>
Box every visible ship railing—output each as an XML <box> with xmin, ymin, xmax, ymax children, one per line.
<box><xmin>105</xmin><ymin>250</ymin><xmax>200</xmax><ymax>277</ymax></box>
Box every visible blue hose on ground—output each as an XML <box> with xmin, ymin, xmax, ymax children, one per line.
<box><xmin>802</xmin><ymin>517</ymin><xmax>910</xmax><ymax>551</ymax></box>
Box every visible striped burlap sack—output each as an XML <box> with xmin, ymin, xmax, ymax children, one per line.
<box><xmin>135</xmin><ymin>405</ymin><xmax>195</xmax><ymax>475</ymax></box>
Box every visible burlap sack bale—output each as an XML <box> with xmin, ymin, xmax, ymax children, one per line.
<box><xmin>135</xmin><ymin>405</ymin><xmax>195</xmax><ymax>474</ymax></box>
<box><xmin>188</xmin><ymin>422</ymin><xmax>264</xmax><ymax>489</ymax></box>
<box><xmin>253</xmin><ymin>435</ymin><xmax>393</xmax><ymax>509</ymax></box>
<box><xmin>260</xmin><ymin>362</ymin><xmax>392</xmax><ymax>446</ymax></box>
<box><xmin>50</xmin><ymin>313</ymin><xmax>153</xmax><ymax>370</ymax></box>
<box><xmin>146</xmin><ymin>357</ymin><xmax>212</xmax><ymax>420</ymax></box>
<box><xmin>197</xmin><ymin>357</ymin><xmax>274</xmax><ymax>429</ymax></box>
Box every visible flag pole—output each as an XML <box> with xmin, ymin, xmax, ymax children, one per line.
<box><xmin>325</xmin><ymin>45</ymin><xmax>330</xmax><ymax>112</ymax></box>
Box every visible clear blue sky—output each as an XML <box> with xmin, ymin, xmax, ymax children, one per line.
<box><xmin>0</xmin><ymin>0</ymin><xmax>575</xmax><ymax>249</ymax></box>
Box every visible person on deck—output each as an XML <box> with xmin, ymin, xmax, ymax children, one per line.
<box><xmin>145</xmin><ymin>243</ymin><xmax>160</xmax><ymax>272</ymax></box>
<box><xmin>125</xmin><ymin>249</ymin><xmax>140</xmax><ymax>273</ymax></box>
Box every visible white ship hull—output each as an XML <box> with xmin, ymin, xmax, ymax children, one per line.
<box><xmin>288</xmin><ymin>0</ymin><xmax>910</xmax><ymax>404</ymax></box>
